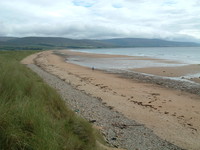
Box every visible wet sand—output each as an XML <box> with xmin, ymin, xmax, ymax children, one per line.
<box><xmin>57</xmin><ymin>50</ymin><xmax>182</xmax><ymax>62</ymax></box>
<box><xmin>22</xmin><ymin>50</ymin><xmax>200</xmax><ymax>150</ymax></box>
<box><xmin>133</xmin><ymin>65</ymin><xmax>200</xmax><ymax>81</ymax></box>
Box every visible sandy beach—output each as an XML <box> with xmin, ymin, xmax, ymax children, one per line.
<box><xmin>133</xmin><ymin>65</ymin><xmax>200</xmax><ymax>83</ymax></box>
<box><xmin>133</xmin><ymin>64</ymin><xmax>200</xmax><ymax>77</ymax></box>
<box><xmin>22</xmin><ymin>50</ymin><xmax>200</xmax><ymax>150</ymax></box>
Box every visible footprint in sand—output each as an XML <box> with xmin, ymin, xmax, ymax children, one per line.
<box><xmin>121</xmin><ymin>94</ymin><xmax>126</xmax><ymax>97</ymax></box>
<box><xmin>151</xmin><ymin>93</ymin><xmax>160</xmax><ymax>96</ymax></box>
<box><xmin>102</xmin><ymin>102</ymin><xmax>107</xmax><ymax>105</ymax></box>
<box><xmin>113</xmin><ymin>91</ymin><xmax>117</xmax><ymax>95</ymax></box>
<box><xmin>171</xmin><ymin>112</ymin><xmax>176</xmax><ymax>116</ymax></box>
<box><xmin>107</xmin><ymin>106</ymin><xmax>114</xmax><ymax>110</ymax></box>
<box><xmin>96</xmin><ymin>97</ymin><xmax>103</xmax><ymax>101</ymax></box>
<box><xmin>177</xmin><ymin>115</ymin><xmax>184</xmax><ymax>119</ymax></box>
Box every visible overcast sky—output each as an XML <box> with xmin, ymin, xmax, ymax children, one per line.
<box><xmin>0</xmin><ymin>0</ymin><xmax>200</xmax><ymax>42</ymax></box>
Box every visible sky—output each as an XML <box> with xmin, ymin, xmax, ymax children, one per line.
<box><xmin>0</xmin><ymin>0</ymin><xmax>200</xmax><ymax>42</ymax></box>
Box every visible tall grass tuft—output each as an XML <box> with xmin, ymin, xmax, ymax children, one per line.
<box><xmin>0</xmin><ymin>51</ymin><xmax>98</xmax><ymax>150</ymax></box>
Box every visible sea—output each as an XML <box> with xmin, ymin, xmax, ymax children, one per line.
<box><xmin>69</xmin><ymin>47</ymin><xmax>200</xmax><ymax>69</ymax></box>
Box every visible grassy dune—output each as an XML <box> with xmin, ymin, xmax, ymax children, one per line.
<box><xmin>0</xmin><ymin>51</ymin><xmax>101</xmax><ymax>150</ymax></box>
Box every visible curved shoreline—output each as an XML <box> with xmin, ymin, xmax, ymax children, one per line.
<box><xmin>25</xmin><ymin>64</ymin><xmax>183</xmax><ymax>150</ymax></box>
<box><xmin>54</xmin><ymin>50</ymin><xmax>200</xmax><ymax>95</ymax></box>
<box><xmin>22</xmin><ymin>50</ymin><xmax>200</xmax><ymax>150</ymax></box>
<box><xmin>55</xmin><ymin>50</ymin><xmax>200</xmax><ymax>85</ymax></box>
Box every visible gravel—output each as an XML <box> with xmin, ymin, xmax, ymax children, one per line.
<box><xmin>27</xmin><ymin>64</ymin><xmax>184</xmax><ymax>150</ymax></box>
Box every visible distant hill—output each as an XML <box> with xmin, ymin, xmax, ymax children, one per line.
<box><xmin>0</xmin><ymin>37</ymin><xmax>114</xmax><ymax>50</ymax></box>
<box><xmin>0</xmin><ymin>37</ymin><xmax>18</xmax><ymax>42</ymax></box>
<box><xmin>0</xmin><ymin>36</ymin><xmax>199</xmax><ymax>50</ymax></box>
<box><xmin>100</xmin><ymin>38</ymin><xmax>200</xmax><ymax>47</ymax></box>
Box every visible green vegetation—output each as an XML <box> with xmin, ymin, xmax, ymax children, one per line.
<box><xmin>0</xmin><ymin>37</ymin><xmax>114</xmax><ymax>50</ymax></box>
<box><xmin>0</xmin><ymin>46</ymin><xmax>45</xmax><ymax>51</ymax></box>
<box><xmin>0</xmin><ymin>51</ymin><xmax>101</xmax><ymax>150</ymax></box>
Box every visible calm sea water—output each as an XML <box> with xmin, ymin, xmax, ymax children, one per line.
<box><xmin>67</xmin><ymin>47</ymin><xmax>200</xmax><ymax>79</ymax></box>
<box><xmin>66</xmin><ymin>47</ymin><xmax>200</xmax><ymax>82</ymax></box>
<box><xmin>71</xmin><ymin>47</ymin><xmax>200</xmax><ymax>64</ymax></box>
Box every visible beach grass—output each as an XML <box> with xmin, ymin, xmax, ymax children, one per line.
<box><xmin>0</xmin><ymin>50</ymin><xmax>100</xmax><ymax>150</ymax></box>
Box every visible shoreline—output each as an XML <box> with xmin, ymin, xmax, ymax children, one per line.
<box><xmin>132</xmin><ymin>65</ymin><xmax>200</xmax><ymax>84</ymax></box>
<box><xmin>57</xmin><ymin>50</ymin><xmax>200</xmax><ymax>85</ymax></box>
<box><xmin>106</xmin><ymin>69</ymin><xmax>200</xmax><ymax>96</ymax></box>
<box><xmin>25</xmin><ymin>64</ymin><xmax>182</xmax><ymax>150</ymax></box>
<box><xmin>22</xmin><ymin>50</ymin><xmax>200</xmax><ymax>150</ymax></box>
<box><xmin>55</xmin><ymin>50</ymin><xmax>200</xmax><ymax>95</ymax></box>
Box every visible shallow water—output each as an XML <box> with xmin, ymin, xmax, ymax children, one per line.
<box><xmin>65</xmin><ymin>47</ymin><xmax>200</xmax><ymax>84</ymax></box>
<box><xmin>67</xmin><ymin>56</ymin><xmax>186</xmax><ymax>70</ymax></box>
<box><xmin>71</xmin><ymin>47</ymin><xmax>200</xmax><ymax>64</ymax></box>
<box><xmin>68</xmin><ymin>47</ymin><xmax>200</xmax><ymax>70</ymax></box>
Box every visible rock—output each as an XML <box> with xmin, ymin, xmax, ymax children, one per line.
<box><xmin>111</xmin><ymin>137</ymin><xmax>117</xmax><ymax>140</ymax></box>
<box><xmin>75</xmin><ymin>109</ymin><xmax>80</xmax><ymax>112</ymax></box>
<box><xmin>89</xmin><ymin>119</ymin><xmax>97</xmax><ymax>123</ymax></box>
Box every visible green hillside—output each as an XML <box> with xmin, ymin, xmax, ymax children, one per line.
<box><xmin>0</xmin><ymin>37</ymin><xmax>115</xmax><ymax>50</ymax></box>
<box><xmin>0</xmin><ymin>51</ymin><xmax>102</xmax><ymax>150</ymax></box>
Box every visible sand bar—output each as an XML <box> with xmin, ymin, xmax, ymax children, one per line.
<box><xmin>22</xmin><ymin>50</ymin><xmax>200</xmax><ymax>150</ymax></box>
<box><xmin>133</xmin><ymin>65</ymin><xmax>200</xmax><ymax>77</ymax></box>
<box><xmin>59</xmin><ymin>50</ymin><xmax>182</xmax><ymax>63</ymax></box>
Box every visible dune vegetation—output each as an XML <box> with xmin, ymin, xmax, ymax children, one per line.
<box><xmin>0</xmin><ymin>51</ymin><xmax>102</xmax><ymax>150</ymax></box>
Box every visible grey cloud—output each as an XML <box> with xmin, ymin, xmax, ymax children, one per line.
<box><xmin>0</xmin><ymin>0</ymin><xmax>200</xmax><ymax>42</ymax></box>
